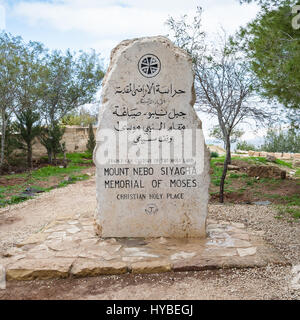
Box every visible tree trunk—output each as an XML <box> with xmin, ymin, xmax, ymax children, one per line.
<box><xmin>27</xmin><ymin>143</ymin><xmax>33</xmax><ymax>169</ymax></box>
<box><xmin>224</xmin><ymin>140</ymin><xmax>231</xmax><ymax>164</ymax></box>
<box><xmin>219</xmin><ymin>137</ymin><xmax>231</xmax><ymax>203</ymax></box>
<box><xmin>0</xmin><ymin>117</ymin><xmax>6</xmax><ymax>168</ymax></box>
<box><xmin>63</xmin><ymin>149</ymin><xmax>67</xmax><ymax>168</ymax></box>
<box><xmin>228</xmin><ymin>151</ymin><xmax>231</xmax><ymax>165</ymax></box>
<box><xmin>47</xmin><ymin>150</ymin><xmax>53</xmax><ymax>164</ymax></box>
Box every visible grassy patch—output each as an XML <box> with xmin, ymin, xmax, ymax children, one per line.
<box><xmin>65</xmin><ymin>152</ymin><xmax>93</xmax><ymax>165</ymax></box>
<box><xmin>275</xmin><ymin>159</ymin><xmax>293</xmax><ymax>169</ymax></box>
<box><xmin>229</xmin><ymin>173</ymin><xmax>240</xmax><ymax>179</ymax></box>
<box><xmin>210</xmin><ymin>157</ymin><xmax>254</xmax><ymax>189</ymax></box>
<box><xmin>211</xmin><ymin>157</ymin><xmax>226</xmax><ymax>164</ymax></box>
<box><xmin>282</xmin><ymin>195</ymin><xmax>300</xmax><ymax>206</ymax></box>
<box><xmin>247</xmin><ymin>157</ymin><xmax>268</xmax><ymax>164</ymax></box>
<box><xmin>211</xmin><ymin>178</ymin><xmax>230</xmax><ymax>187</ymax></box>
<box><xmin>264</xmin><ymin>194</ymin><xmax>300</xmax><ymax>206</ymax></box>
<box><xmin>30</xmin><ymin>165</ymin><xmax>84</xmax><ymax>180</ymax></box>
<box><xmin>246</xmin><ymin>179</ymin><xmax>255</xmax><ymax>186</ymax></box>
<box><xmin>275</xmin><ymin>205</ymin><xmax>300</xmax><ymax>221</ymax></box>
<box><xmin>210</xmin><ymin>158</ymin><xmax>226</xmax><ymax>187</ymax></box>
<box><xmin>224</xmin><ymin>188</ymin><xmax>236</xmax><ymax>194</ymax></box>
<box><xmin>237</xmin><ymin>187</ymin><xmax>247</xmax><ymax>194</ymax></box>
<box><xmin>258</xmin><ymin>177</ymin><xmax>281</xmax><ymax>185</ymax></box>
<box><xmin>210</xmin><ymin>156</ymin><xmax>299</xmax><ymax>207</ymax></box>
<box><xmin>232</xmin><ymin>155</ymin><xmax>293</xmax><ymax>169</ymax></box>
<box><xmin>7</xmin><ymin>195</ymin><xmax>33</xmax><ymax>205</ymax></box>
<box><xmin>57</xmin><ymin>174</ymin><xmax>90</xmax><ymax>188</ymax></box>
<box><xmin>0</xmin><ymin>152</ymin><xmax>93</xmax><ymax>208</ymax></box>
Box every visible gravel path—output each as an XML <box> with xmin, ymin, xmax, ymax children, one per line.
<box><xmin>209</xmin><ymin>204</ymin><xmax>300</xmax><ymax>265</ymax></box>
<box><xmin>0</xmin><ymin>168</ymin><xmax>96</xmax><ymax>255</ymax></box>
<box><xmin>0</xmin><ymin>171</ymin><xmax>299</xmax><ymax>300</ymax></box>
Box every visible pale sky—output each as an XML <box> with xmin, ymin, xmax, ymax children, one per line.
<box><xmin>1</xmin><ymin>0</ymin><xmax>260</xmax><ymax>57</ymax></box>
<box><xmin>0</xmin><ymin>0</ymin><xmax>265</xmax><ymax>146</ymax></box>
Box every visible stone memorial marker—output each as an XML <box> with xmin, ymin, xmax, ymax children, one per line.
<box><xmin>94</xmin><ymin>36</ymin><xmax>210</xmax><ymax>238</ymax></box>
<box><xmin>0</xmin><ymin>265</ymin><xmax>5</xmax><ymax>290</ymax></box>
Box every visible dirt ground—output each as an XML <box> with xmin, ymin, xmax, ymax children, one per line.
<box><xmin>210</xmin><ymin>160</ymin><xmax>300</xmax><ymax>205</ymax></box>
<box><xmin>209</xmin><ymin>179</ymin><xmax>300</xmax><ymax>204</ymax></box>
<box><xmin>0</xmin><ymin>267</ymin><xmax>296</xmax><ymax>300</ymax></box>
<box><xmin>0</xmin><ymin>168</ymin><xmax>299</xmax><ymax>300</ymax></box>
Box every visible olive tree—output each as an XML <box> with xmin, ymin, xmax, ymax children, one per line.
<box><xmin>13</xmin><ymin>41</ymin><xmax>45</xmax><ymax>168</ymax></box>
<box><xmin>39</xmin><ymin>49</ymin><xmax>104</xmax><ymax>163</ymax></box>
<box><xmin>0</xmin><ymin>32</ymin><xmax>22</xmax><ymax>167</ymax></box>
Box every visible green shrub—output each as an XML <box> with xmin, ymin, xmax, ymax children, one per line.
<box><xmin>210</xmin><ymin>151</ymin><xmax>219</xmax><ymax>158</ymax></box>
<box><xmin>261</xmin><ymin>127</ymin><xmax>300</xmax><ymax>153</ymax></box>
<box><xmin>86</xmin><ymin>123</ymin><xmax>96</xmax><ymax>153</ymax></box>
<box><xmin>236</xmin><ymin>140</ymin><xmax>257</xmax><ymax>151</ymax></box>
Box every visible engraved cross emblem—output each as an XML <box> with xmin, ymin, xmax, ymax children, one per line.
<box><xmin>138</xmin><ymin>54</ymin><xmax>161</xmax><ymax>78</ymax></box>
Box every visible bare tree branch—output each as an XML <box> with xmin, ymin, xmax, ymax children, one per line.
<box><xmin>167</xmin><ymin>9</ymin><xmax>272</xmax><ymax>203</ymax></box>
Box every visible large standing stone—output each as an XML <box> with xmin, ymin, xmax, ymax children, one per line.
<box><xmin>94</xmin><ymin>36</ymin><xmax>210</xmax><ymax>238</ymax></box>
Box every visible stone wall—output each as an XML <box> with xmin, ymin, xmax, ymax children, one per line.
<box><xmin>23</xmin><ymin>130</ymin><xmax>300</xmax><ymax>161</ymax></box>
<box><xmin>247</xmin><ymin>150</ymin><xmax>300</xmax><ymax>161</ymax></box>
<box><xmin>31</xmin><ymin>125</ymin><xmax>97</xmax><ymax>158</ymax></box>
